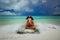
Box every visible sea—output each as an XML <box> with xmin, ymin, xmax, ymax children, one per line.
<box><xmin>0</xmin><ymin>16</ymin><xmax>60</xmax><ymax>26</ymax></box>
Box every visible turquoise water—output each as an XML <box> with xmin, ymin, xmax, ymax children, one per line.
<box><xmin>0</xmin><ymin>16</ymin><xmax>60</xmax><ymax>19</ymax></box>
<box><xmin>0</xmin><ymin>16</ymin><xmax>60</xmax><ymax>25</ymax></box>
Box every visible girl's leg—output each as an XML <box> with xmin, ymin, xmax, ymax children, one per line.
<box><xmin>30</xmin><ymin>23</ymin><xmax>35</xmax><ymax>30</ymax></box>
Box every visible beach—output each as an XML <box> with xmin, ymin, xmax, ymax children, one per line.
<box><xmin>0</xmin><ymin>23</ymin><xmax>60</xmax><ymax>40</ymax></box>
<box><xmin>0</xmin><ymin>16</ymin><xmax>60</xmax><ymax>40</ymax></box>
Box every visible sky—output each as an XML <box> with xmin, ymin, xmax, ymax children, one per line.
<box><xmin>0</xmin><ymin>0</ymin><xmax>60</xmax><ymax>16</ymax></box>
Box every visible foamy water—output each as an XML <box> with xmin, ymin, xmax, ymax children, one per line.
<box><xmin>0</xmin><ymin>23</ymin><xmax>60</xmax><ymax>33</ymax></box>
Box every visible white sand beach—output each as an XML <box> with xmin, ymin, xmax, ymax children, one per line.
<box><xmin>0</xmin><ymin>23</ymin><xmax>60</xmax><ymax>40</ymax></box>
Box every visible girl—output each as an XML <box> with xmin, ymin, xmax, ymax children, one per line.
<box><xmin>25</xmin><ymin>16</ymin><xmax>35</xmax><ymax>30</ymax></box>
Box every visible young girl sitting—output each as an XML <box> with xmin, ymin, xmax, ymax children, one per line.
<box><xmin>25</xmin><ymin>16</ymin><xmax>36</xmax><ymax>30</ymax></box>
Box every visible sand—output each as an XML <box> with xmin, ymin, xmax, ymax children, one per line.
<box><xmin>0</xmin><ymin>23</ymin><xmax>60</xmax><ymax>40</ymax></box>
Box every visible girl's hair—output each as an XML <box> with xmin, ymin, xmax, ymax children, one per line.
<box><xmin>26</xmin><ymin>16</ymin><xmax>34</xmax><ymax>20</ymax></box>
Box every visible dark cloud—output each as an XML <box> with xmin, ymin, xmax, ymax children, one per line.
<box><xmin>0</xmin><ymin>0</ymin><xmax>60</xmax><ymax>16</ymax></box>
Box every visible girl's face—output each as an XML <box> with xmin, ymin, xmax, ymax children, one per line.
<box><xmin>28</xmin><ymin>18</ymin><xmax>32</xmax><ymax>21</ymax></box>
<box><xmin>27</xmin><ymin>18</ymin><xmax>32</xmax><ymax>23</ymax></box>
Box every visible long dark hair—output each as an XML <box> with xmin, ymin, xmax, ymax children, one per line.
<box><xmin>26</xmin><ymin>16</ymin><xmax>34</xmax><ymax>20</ymax></box>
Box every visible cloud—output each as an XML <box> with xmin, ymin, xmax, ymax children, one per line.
<box><xmin>53</xmin><ymin>11</ymin><xmax>60</xmax><ymax>15</ymax></box>
<box><xmin>0</xmin><ymin>11</ymin><xmax>16</xmax><ymax>15</ymax></box>
<box><xmin>31</xmin><ymin>0</ymin><xmax>39</xmax><ymax>5</ymax></box>
<box><xmin>42</xmin><ymin>0</ymin><xmax>47</xmax><ymax>3</ymax></box>
<box><xmin>0</xmin><ymin>0</ymin><xmax>60</xmax><ymax>16</ymax></box>
<box><xmin>0</xmin><ymin>0</ymin><xmax>34</xmax><ymax>15</ymax></box>
<box><xmin>0</xmin><ymin>0</ymin><xmax>10</xmax><ymax>4</ymax></box>
<box><xmin>0</xmin><ymin>0</ymin><xmax>39</xmax><ymax>10</ymax></box>
<box><xmin>0</xmin><ymin>0</ymin><xmax>38</xmax><ymax>11</ymax></box>
<box><xmin>53</xmin><ymin>12</ymin><xmax>60</xmax><ymax>15</ymax></box>
<box><xmin>0</xmin><ymin>0</ymin><xmax>18</xmax><ymax>4</ymax></box>
<box><xmin>24</xmin><ymin>7</ymin><xmax>34</xmax><ymax>12</ymax></box>
<box><xmin>0</xmin><ymin>0</ymin><xmax>19</xmax><ymax>9</ymax></box>
<box><xmin>12</xmin><ymin>0</ymin><xmax>29</xmax><ymax>11</ymax></box>
<box><xmin>0</xmin><ymin>10</ymin><xmax>3</xmax><ymax>11</ymax></box>
<box><xmin>53</xmin><ymin>6</ymin><xmax>60</xmax><ymax>15</ymax></box>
